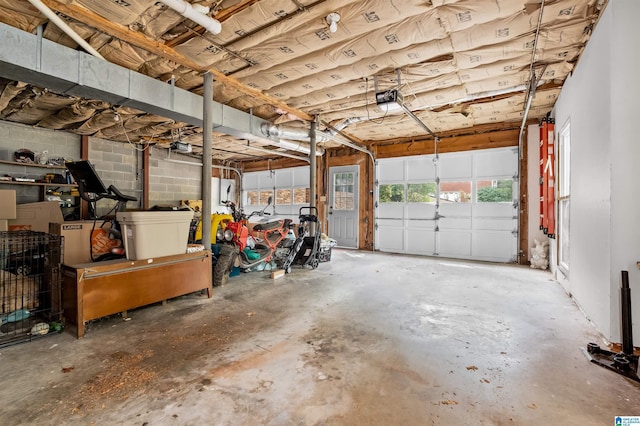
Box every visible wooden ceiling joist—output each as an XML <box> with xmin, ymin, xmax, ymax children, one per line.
<box><xmin>372</xmin><ymin>129</ymin><xmax>520</xmax><ymax>159</ymax></box>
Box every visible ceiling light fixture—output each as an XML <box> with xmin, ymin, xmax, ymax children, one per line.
<box><xmin>326</xmin><ymin>12</ymin><xmax>341</xmax><ymax>33</ymax></box>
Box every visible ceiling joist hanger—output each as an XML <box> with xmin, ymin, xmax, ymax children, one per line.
<box><xmin>38</xmin><ymin>0</ymin><xmax>313</xmax><ymax>122</ymax></box>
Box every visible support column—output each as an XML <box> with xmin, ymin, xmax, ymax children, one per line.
<box><xmin>201</xmin><ymin>72</ymin><xmax>213</xmax><ymax>248</ymax></box>
<box><xmin>310</xmin><ymin>117</ymin><xmax>317</xmax><ymax>208</ymax></box>
<box><xmin>142</xmin><ymin>148</ymin><xmax>149</xmax><ymax>210</ymax></box>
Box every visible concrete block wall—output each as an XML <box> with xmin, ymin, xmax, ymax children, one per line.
<box><xmin>0</xmin><ymin>121</ymin><xmax>80</xmax><ymax>203</ymax></box>
<box><xmin>148</xmin><ymin>146</ymin><xmax>202</xmax><ymax>206</ymax></box>
<box><xmin>88</xmin><ymin>137</ymin><xmax>143</xmax><ymax>214</ymax></box>
<box><xmin>0</xmin><ymin>121</ymin><xmax>203</xmax><ymax>210</ymax></box>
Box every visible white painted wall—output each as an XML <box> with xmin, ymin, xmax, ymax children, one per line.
<box><xmin>552</xmin><ymin>0</ymin><xmax>640</xmax><ymax>344</ymax></box>
<box><xmin>609</xmin><ymin>0</ymin><xmax>640</xmax><ymax>345</ymax></box>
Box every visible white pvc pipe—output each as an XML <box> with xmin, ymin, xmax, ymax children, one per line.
<box><xmin>158</xmin><ymin>0</ymin><xmax>222</xmax><ymax>35</ymax></box>
<box><xmin>27</xmin><ymin>0</ymin><xmax>104</xmax><ymax>59</ymax></box>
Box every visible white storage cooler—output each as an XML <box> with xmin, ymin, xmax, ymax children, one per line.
<box><xmin>116</xmin><ymin>210</ymin><xmax>194</xmax><ymax>260</ymax></box>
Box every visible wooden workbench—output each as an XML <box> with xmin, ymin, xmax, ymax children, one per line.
<box><xmin>62</xmin><ymin>251</ymin><xmax>212</xmax><ymax>338</ymax></box>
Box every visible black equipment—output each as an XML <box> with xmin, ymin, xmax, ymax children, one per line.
<box><xmin>582</xmin><ymin>270</ymin><xmax>639</xmax><ymax>382</ymax></box>
<box><xmin>66</xmin><ymin>160</ymin><xmax>137</xmax><ymax>260</ymax></box>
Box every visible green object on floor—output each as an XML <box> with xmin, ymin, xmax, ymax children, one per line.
<box><xmin>243</xmin><ymin>247</ymin><xmax>260</xmax><ymax>260</ymax></box>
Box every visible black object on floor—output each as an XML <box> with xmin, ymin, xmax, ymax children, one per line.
<box><xmin>582</xmin><ymin>270</ymin><xmax>639</xmax><ymax>382</ymax></box>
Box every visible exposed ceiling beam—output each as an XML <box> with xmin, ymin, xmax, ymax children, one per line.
<box><xmin>39</xmin><ymin>0</ymin><xmax>313</xmax><ymax>122</ymax></box>
<box><xmin>373</xmin><ymin>129</ymin><xmax>520</xmax><ymax>159</ymax></box>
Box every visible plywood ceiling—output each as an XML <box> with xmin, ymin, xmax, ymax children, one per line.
<box><xmin>0</xmin><ymin>0</ymin><xmax>606</xmax><ymax>161</ymax></box>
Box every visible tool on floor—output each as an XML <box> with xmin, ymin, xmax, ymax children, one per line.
<box><xmin>582</xmin><ymin>270</ymin><xmax>639</xmax><ymax>382</ymax></box>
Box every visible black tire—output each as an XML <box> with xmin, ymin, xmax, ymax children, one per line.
<box><xmin>213</xmin><ymin>245</ymin><xmax>239</xmax><ymax>287</ymax></box>
<box><xmin>311</xmin><ymin>258</ymin><xmax>319</xmax><ymax>269</ymax></box>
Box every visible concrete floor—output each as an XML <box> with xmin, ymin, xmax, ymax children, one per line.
<box><xmin>1</xmin><ymin>249</ymin><xmax>639</xmax><ymax>425</ymax></box>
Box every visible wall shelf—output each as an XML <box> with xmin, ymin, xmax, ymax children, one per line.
<box><xmin>0</xmin><ymin>159</ymin><xmax>67</xmax><ymax>169</ymax></box>
<box><xmin>0</xmin><ymin>180</ymin><xmax>76</xmax><ymax>188</ymax></box>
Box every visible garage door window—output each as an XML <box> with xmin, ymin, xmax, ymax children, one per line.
<box><xmin>440</xmin><ymin>181</ymin><xmax>471</xmax><ymax>203</ymax></box>
<box><xmin>276</xmin><ymin>189</ymin><xmax>292</xmax><ymax>204</ymax></box>
<box><xmin>379</xmin><ymin>183</ymin><xmax>404</xmax><ymax>203</ymax></box>
<box><xmin>293</xmin><ymin>187</ymin><xmax>310</xmax><ymax>204</ymax></box>
<box><xmin>260</xmin><ymin>190</ymin><xmax>273</xmax><ymax>204</ymax></box>
<box><xmin>246</xmin><ymin>190</ymin><xmax>258</xmax><ymax>206</ymax></box>
<box><xmin>407</xmin><ymin>182</ymin><xmax>437</xmax><ymax>203</ymax></box>
<box><xmin>476</xmin><ymin>179</ymin><xmax>513</xmax><ymax>203</ymax></box>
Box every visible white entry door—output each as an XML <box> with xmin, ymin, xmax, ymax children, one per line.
<box><xmin>329</xmin><ymin>166</ymin><xmax>359</xmax><ymax>248</ymax></box>
<box><xmin>375</xmin><ymin>147</ymin><xmax>518</xmax><ymax>262</ymax></box>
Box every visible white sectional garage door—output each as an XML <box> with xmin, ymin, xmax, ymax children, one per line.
<box><xmin>375</xmin><ymin>147</ymin><xmax>518</xmax><ymax>263</ymax></box>
<box><xmin>242</xmin><ymin>166</ymin><xmax>310</xmax><ymax>221</ymax></box>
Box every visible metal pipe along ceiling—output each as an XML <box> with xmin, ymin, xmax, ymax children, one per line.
<box><xmin>158</xmin><ymin>0</ymin><xmax>222</xmax><ymax>35</ymax></box>
<box><xmin>518</xmin><ymin>0</ymin><xmax>546</xmax><ymax>157</ymax></box>
<box><xmin>27</xmin><ymin>0</ymin><xmax>104</xmax><ymax>59</ymax></box>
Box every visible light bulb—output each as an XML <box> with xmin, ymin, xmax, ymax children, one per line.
<box><xmin>326</xmin><ymin>12</ymin><xmax>340</xmax><ymax>33</ymax></box>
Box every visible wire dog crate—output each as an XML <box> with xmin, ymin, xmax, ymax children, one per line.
<box><xmin>0</xmin><ymin>231</ymin><xmax>63</xmax><ymax>347</ymax></box>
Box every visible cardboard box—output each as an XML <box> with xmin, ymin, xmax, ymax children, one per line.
<box><xmin>0</xmin><ymin>190</ymin><xmax>16</xmax><ymax>231</ymax></box>
<box><xmin>9</xmin><ymin>201</ymin><xmax>64</xmax><ymax>232</ymax></box>
<box><xmin>49</xmin><ymin>221</ymin><xmax>119</xmax><ymax>265</ymax></box>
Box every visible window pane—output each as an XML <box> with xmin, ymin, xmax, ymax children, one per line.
<box><xmin>560</xmin><ymin>123</ymin><xmax>571</xmax><ymax>197</ymax></box>
<box><xmin>379</xmin><ymin>184</ymin><xmax>405</xmax><ymax>203</ymax></box>
<box><xmin>260</xmin><ymin>190</ymin><xmax>273</xmax><ymax>205</ymax></box>
<box><xmin>293</xmin><ymin>188</ymin><xmax>309</xmax><ymax>204</ymax></box>
<box><xmin>439</xmin><ymin>181</ymin><xmax>471</xmax><ymax>203</ymax></box>
<box><xmin>246</xmin><ymin>191</ymin><xmax>258</xmax><ymax>206</ymax></box>
<box><xmin>477</xmin><ymin>179</ymin><xmax>513</xmax><ymax>203</ymax></box>
<box><xmin>559</xmin><ymin>199</ymin><xmax>570</xmax><ymax>269</ymax></box>
<box><xmin>407</xmin><ymin>182</ymin><xmax>437</xmax><ymax>203</ymax></box>
<box><xmin>276</xmin><ymin>189</ymin><xmax>292</xmax><ymax>204</ymax></box>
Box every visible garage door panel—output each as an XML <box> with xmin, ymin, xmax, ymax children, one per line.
<box><xmin>438</xmin><ymin>231</ymin><xmax>472</xmax><ymax>256</ymax></box>
<box><xmin>406</xmin><ymin>204</ymin><xmax>437</xmax><ymax>220</ymax></box>
<box><xmin>439</xmin><ymin>203</ymin><xmax>472</xmax><ymax>216</ymax></box>
<box><xmin>407</xmin><ymin>219</ymin><xmax>437</xmax><ymax>229</ymax></box>
<box><xmin>378</xmin><ymin>218</ymin><xmax>403</xmax><ymax>227</ymax></box>
<box><xmin>439</xmin><ymin>217</ymin><xmax>471</xmax><ymax>230</ymax></box>
<box><xmin>407</xmin><ymin>157</ymin><xmax>436</xmax><ymax>180</ymax></box>
<box><xmin>258</xmin><ymin>171</ymin><xmax>274</xmax><ymax>187</ymax></box>
<box><xmin>474</xmin><ymin>203</ymin><xmax>514</xmax><ymax>217</ymax></box>
<box><xmin>378</xmin><ymin>158</ymin><xmax>405</xmax><ymax>181</ymax></box>
<box><xmin>244</xmin><ymin>173</ymin><xmax>260</xmax><ymax>188</ymax></box>
<box><xmin>276</xmin><ymin>205</ymin><xmax>297</xmax><ymax>216</ymax></box>
<box><xmin>379</xmin><ymin>203</ymin><xmax>404</xmax><ymax>219</ymax></box>
<box><xmin>378</xmin><ymin>227</ymin><xmax>405</xmax><ymax>251</ymax></box>
<box><xmin>293</xmin><ymin>167</ymin><xmax>310</xmax><ymax>185</ymax></box>
<box><xmin>407</xmin><ymin>229</ymin><xmax>436</xmax><ymax>253</ymax></box>
<box><xmin>275</xmin><ymin>170</ymin><xmax>293</xmax><ymax>186</ymax></box>
<box><xmin>472</xmin><ymin>231</ymin><xmax>515</xmax><ymax>260</ymax></box>
<box><xmin>473</xmin><ymin>217</ymin><xmax>515</xmax><ymax>231</ymax></box>
<box><xmin>440</xmin><ymin>154</ymin><xmax>472</xmax><ymax>179</ymax></box>
<box><xmin>475</xmin><ymin>149</ymin><xmax>517</xmax><ymax>177</ymax></box>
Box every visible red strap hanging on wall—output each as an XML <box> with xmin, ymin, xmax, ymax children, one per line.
<box><xmin>539</xmin><ymin>117</ymin><xmax>556</xmax><ymax>238</ymax></box>
<box><xmin>546</xmin><ymin>119</ymin><xmax>555</xmax><ymax>238</ymax></box>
